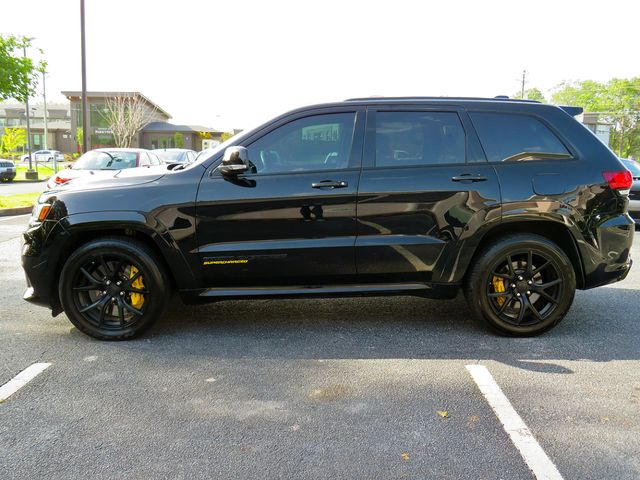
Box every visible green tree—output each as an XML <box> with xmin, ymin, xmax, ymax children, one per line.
<box><xmin>174</xmin><ymin>132</ymin><xmax>184</xmax><ymax>148</ymax></box>
<box><xmin>0</xmin><ymin>35</ymin><xmax>44</xmax><ymax>102</ymax></box>
<box><xmin>76</xmin><ymin>127</ymin><xmax>84</xmax><ymax>153</ymax></box>
<box><xmin>220</xmin><ymin>132</ymin><xmax>234</xmax><ymax>142</ymax></box>
<box><xmin>1</xmin><ymin>127</ymin><xmax>27</xmax><ymax>160</ymax></box>
<box><xmin>513</xmin><ymin>87</ymin><xmax>546</xmax><ymax>102</ymax></box>
<box><xmin>552</xmin><ymin>77</ymin><xmax>640</xmax><ymax>158</ymax></box>
<box><xmin>525</xmin><ymin>88</ymin><xmax>546</xmax><ymax>103</ymax></box>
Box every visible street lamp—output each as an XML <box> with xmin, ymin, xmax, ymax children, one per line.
<box><xmin>23</xmin><ymin>38</ymin><xmax>37</xmax><ymax>179</ymax></box>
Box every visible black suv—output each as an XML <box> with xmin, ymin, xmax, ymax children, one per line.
<box><xmin>22</xmin><ymin>97</ymin><xmax>634</xmax><ymax>340</ymax></box>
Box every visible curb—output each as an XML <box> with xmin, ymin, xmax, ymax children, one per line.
<box><xmin>0</xmin><ymin>206</ymin><xmax>32</xmax><ymax>217</ymax></box>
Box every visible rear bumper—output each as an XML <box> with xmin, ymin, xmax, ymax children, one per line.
<box><xmin>581</xmin><ymin>213</ymin><xmax>635</xmax><ymax>289</ymax></box>
<box><xmin>0</xmin><ymin>171</ymin><xmax>16</xmax><ymax>180</ymax></box>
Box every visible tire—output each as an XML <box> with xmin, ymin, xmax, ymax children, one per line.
<box><xmin>464</xmin><ymin>234</ymin><xmax>576</xmax><ymax>336</ymax></box>
<box><xmin>59</xmin><ymin>237</ymin><xmax>170</xmax><ymax>340</ymax></box>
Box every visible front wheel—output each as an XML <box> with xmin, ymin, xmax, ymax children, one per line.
<box><xmin>59</xmin><ymin>237</ymin><xmax>169</xmax><ymax>340</ymax></box>
<box><xmin>464</xmin><ymin>234</ymin><xmax>576</xmax><ymax>336</ymax></box>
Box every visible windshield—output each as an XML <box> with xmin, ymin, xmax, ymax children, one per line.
<box><xmin>155</xmin><ymin>150</ymin><xmax>187</xmax><ymax>162</ymax></box>
<box><xmin>73</xmin><ymin>151</ymin><xmax>138</xmax><ymax>170</ymax></box>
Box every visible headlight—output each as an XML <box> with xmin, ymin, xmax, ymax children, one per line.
<box><xmin>32</xmin><ymin>203</ymin><xmax>52</xmax><ymax>222</ymax></box>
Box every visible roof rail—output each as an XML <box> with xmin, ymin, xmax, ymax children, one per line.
<box><xmin>343</xmin><ymin>96</ymin><xmax>541</xmax><ymax>103</ymax></box>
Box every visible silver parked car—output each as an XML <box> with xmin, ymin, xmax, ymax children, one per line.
<box><xmin>621</xmin><ymin>158</ymin><xmax>640</xmax><ymax>227</ymax></box>
<box><xmin>20</xmin><ymin>149</ymin><xmax>65</xmax><ymax>163</ymax></box>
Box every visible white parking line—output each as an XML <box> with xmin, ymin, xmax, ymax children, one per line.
<box><xmin>0</xmin><ymin>214</ymin><xmax>30</xmax><ymax>222</ymax></box>
<box><xmin>0</xmin><ymin>363</ymin><xmax>51</xmax><ymax>403</ymax></box>
<box><xmin>466</xmin><ymin>364</ymin><xmax>563</xmax><ymax>480</ymax></box>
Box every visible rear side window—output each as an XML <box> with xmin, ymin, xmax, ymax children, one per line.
<box><xmin>469</xmin><ymin>112</ymin><xmax>570</xmax><ymax>162</ymax></box>
<box><xmin>375</xmin><ymin>111</ymin><xmax>466</xmax><ymax>167</ymax></box>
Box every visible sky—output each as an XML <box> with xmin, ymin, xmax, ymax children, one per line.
<box><xmin>1</xmin><ymin>0</ymin><xmax>638</xmax><ymax>131</ymax></box>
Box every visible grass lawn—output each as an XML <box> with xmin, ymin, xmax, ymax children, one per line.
<box><xmin>0</xmin><ymin>192</ymin><xmax>40</xmax><ymax>209</ymax></box>
<box><xmin>15</xmin><ymin>164</ymin><xmax>55</xmax><ymax>181</ymax></box>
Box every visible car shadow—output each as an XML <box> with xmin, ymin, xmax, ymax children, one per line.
<box><xmin>114</xmin><ymin>283</ymin><xmax>640</xmax><ymax>374</ymax></box>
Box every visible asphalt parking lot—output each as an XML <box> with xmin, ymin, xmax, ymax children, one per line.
<box><xmin>1</xmin><ymin>214</ymin><xmax>639</xmax><ymax>479</ymax></box>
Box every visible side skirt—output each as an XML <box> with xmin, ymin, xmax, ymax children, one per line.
<box><xmin>179</xmin><ymin>282</ymin><xmax>460</xmax><ymax>303</ymax></box>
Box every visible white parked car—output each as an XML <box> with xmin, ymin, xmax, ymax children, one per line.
<box><xmin>20</xmin><ymin>150</ymin><xmax>65</xmax><ymax>163</ymax></box>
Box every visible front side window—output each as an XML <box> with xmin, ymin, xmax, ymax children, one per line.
<box><xmin>247</xmin><ymin>113</ymin><xmax>356</xmax><ymax>174</ymax></box>
<box><xmin>375</xmin><ymin>111</ymin><xmax>466</xmax><ymax>167</ymax></box>
<box><xmin>469</xmin><ymin>112</ymin><xmax>570</xmax><ymax>162</ymax></box>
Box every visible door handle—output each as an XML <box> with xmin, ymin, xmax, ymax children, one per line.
<box><xmin>451</xmin><ymin>174</ymin><xmax>487</xmax><ymax>182</ymax></box>
<box><xmin>311</xmin><ymin>180</ymin><xmax>348</xmax><ymax>189</ymax></box>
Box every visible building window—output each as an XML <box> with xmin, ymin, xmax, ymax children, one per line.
<box><xmin>90</xmin><ymin>104</ymin><xmax>110</xmax><ymax>128</ymax></box>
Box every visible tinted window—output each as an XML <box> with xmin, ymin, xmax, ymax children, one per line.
<box><xmin>247</xmin><ymin>113</ymin><xmax>356</xmax><ymax>174</ymax></box>
<box><xmin>469</xmin><ymin>112</ymin><xmax>569</xmax><ymax>162</ymax></box>
<box><xmin>375</xmin><ymin>112</ymin><xmax>466</xmax><ymax>167</ymax></box>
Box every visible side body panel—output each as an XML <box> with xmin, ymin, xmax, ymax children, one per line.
<box><xmin>355</xmin><ymin>106</ymin><xmax>502</xmax><ymax>284</ymax></box>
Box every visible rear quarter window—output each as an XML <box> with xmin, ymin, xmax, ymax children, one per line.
<box><xmin>469</xmin><ymin>112</ymin><xmax>569</xmax><ymax>162</ymax></box>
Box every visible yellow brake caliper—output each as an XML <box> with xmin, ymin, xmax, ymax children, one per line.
<box><xmin>492</xmin><ymin>276</ymin><xmax>506</xmax><ymax>305</ymax></box>
<box><xmin>129</xmin><ymin>266</ymin><xmax>145</xmax><ymax>309</ymax></box>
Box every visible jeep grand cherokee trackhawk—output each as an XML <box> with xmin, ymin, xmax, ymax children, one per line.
<box><xmin>22</xmin><ymin>97</ymin><xmax>634</xmax><ymax>340</ymax></box>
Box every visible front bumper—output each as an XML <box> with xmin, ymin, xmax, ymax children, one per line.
<box><xmin>0</xmin><ymin>171</ymin><xmax>16</xmax><ymax>180</ymax></box>
<box><xmin>21</xmin><ymin>217</ymin><xmax>68</xmax><ymax>316</ymax></box>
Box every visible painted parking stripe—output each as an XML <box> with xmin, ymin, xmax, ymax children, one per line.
<box><xmin>0</xmin><ymin>214</ymin><xmax>30</xmax><ymax>223</ymax></box>
<box><xmin>466</xmin><ymin>364</ymin><xmax>563</xmax><ymax>480</ymax></box>
<box><xmin>0</xmin><ymin>363</ymin><xmax>51</xmax><ymax>403</ymax></box>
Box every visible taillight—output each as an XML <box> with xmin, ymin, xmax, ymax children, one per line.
<box><xmin>603</xmin><ymin>170</ymin><xmax>632</xmax><ymax>193</ymax></box>
<box><xmin>54</xmin><ymin>176</ymin><xmax>70</xmax><ymax>184</ymax></box>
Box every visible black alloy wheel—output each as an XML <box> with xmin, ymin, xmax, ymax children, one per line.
<box><xmin>59</xmin><ymin>237</ymin><xmax>169</xmax><ymax>340</ymax></box>
<box><xmin>465</xmin><ymin>234</ymin><xmax>576</xmax><ymax>336</ymax></box>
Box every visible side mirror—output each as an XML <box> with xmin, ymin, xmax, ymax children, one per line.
<box><xmin>219</xmin><ymin>146</ymin><xmax>250</xmax><ymax>176</ymax></box>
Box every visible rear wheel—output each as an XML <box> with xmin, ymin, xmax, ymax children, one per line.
<box><xmin>464</xmin><ymin>234</ymin><xmax>576</xmax><ymax>336</ymax></box>
<box><xmin>59</xmin><ymin>237</ymin><xmax>169</xmax><ymax>340</ymax></box>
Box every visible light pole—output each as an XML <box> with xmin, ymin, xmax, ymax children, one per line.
<box><xmin>42</xmin><ymin>68</ymin><xmax>48</xmax><ymax>150</ymax></box>
<box><xmin>80</xmin><ymin>0</ymin><xmax>89</xmax><ymax>154</ymax></box>
<box><xmin>23</xmin><ymin>39</ymin><xmax>37</xmax><ymax>179</ymax></box>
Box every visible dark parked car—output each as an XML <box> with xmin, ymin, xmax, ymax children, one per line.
<box><xmin>23</xmin><ymin>97</ymin><xmax>634</xmax><ymax>340</ymax></box>
<box><xmin>153</xmin><ymin>148</ymin><xmax>197</xmax><ymax>165</ymax></box>
<box><xmin>621</xmin><ymin>158</ymin><xmax>640</xmax><ymax>227</ymax></box>
<box><xmin>46</xmin><ymin>148</ymin><xmax>162</xmax><ymax>190</ymax></box>
<box><xmin>0</xmin><ymin>160</ymin><xmax>16</xmax><ymax>182</ymax></box>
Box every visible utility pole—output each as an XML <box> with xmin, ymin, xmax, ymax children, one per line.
<box><xmin>80</xmin><ymin>0</ymin><xmax>89</xmax><ymax>154</ymax></box>
<box><xmin>23</xmin><ymin>41</ymin><xmax>37</xmax><ymax>179</ymax></box>
<box><xmin>521</xmin><ymin>70</ymin><xmax>527</xmax><ymax>99</ymax></box>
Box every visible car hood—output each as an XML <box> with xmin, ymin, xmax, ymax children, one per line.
<box><xmin>49</xmin><ymin>166</ymin><xmax>168</xmax><ymax>192</ymax></box>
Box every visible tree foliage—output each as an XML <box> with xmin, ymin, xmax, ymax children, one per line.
<box><xmin>101</xmin><ymin>95</ymin><xmax>157</xmax><ymax>148</ymax></box>
<box><xmin>174</xmin><ymin>132</ymin><xmax>184</xmax><ymax>148</ymax></box>
<box><xmin>220</xmin><ymin>132</ymin><xmax>234</xmax><ymax>142</ymax></box>
<box><xmin>552</xmin><ymin>78</ymin><xmax>640</xmax><ymax>158</ymax></box>
<box><xmin>0</xmin><ymin>35</ymin><xmax>43</xmax><ymax>103</ymax></box>
<box><xmin>513</xmin><ymin>87</ymin><xmax>546</xmax><ymax>102</ymax></box>
<box><xmin>524</xmin><ymin>88</ymin><xmax>546</xmax><ymax>103</ymax></box>
<box><xmin>1</xmin><ymin>127</ymin><xmax>27</xmax><ymax>159</ymax></box>
<box><xmin>75</xmin><ymin>127</ymin><xmax>84</xmax><ymax>151</ymax></box>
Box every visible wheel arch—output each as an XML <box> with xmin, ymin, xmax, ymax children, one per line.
<box><xmin>464</xmin><ymin>219</ymin><xmax>586</xmax><ymax>289</ymax></box>
<box><xmin>48</xmin><ymin>212</ymin><xmax>198</xmax><ymax>312</ymax></box>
